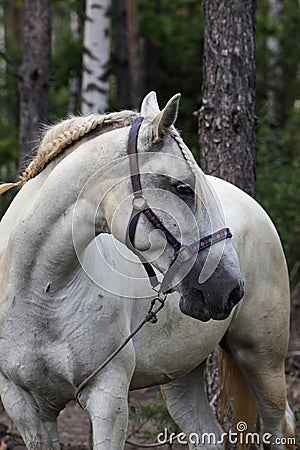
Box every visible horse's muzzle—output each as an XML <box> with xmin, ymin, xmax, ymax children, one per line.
<box><xmin>179</xmin><ymin>278</ymin><xmax>244</xmax><ymax>322</ymax></box>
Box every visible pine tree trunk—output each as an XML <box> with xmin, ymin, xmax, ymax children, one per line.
<box><xmin>18</xmin><ymin>0</ymin><xmax>51</xmax><ymax>172</ymax></box>
<box><xmin>266</xmin><ymin>0</ymin><xmax>283</xmax><ymax>127</ymax></box>
<box><xmin>0</xmin><ymin>3</ymin><xmax>5</xmax><ymax>78</ymax></box>
<box><xmin>113</xmin><ymin>0</ymin><xmax>130</xmax><ymax>109</ymax></box>
<box><xmin>126</xmin><ymin>0</ymin><xmax>142</xmax><ymax>109</ymax></box>
<box><xmin>198</xmin><ymin>0</ymin><xmax>257</xmax><ymax>198</ymax></box>
<box><xmin>114</xmin><ymin>0</ymin><xmax>142</xmax><ymax>110</ymax></box>
<box><xmin>81</xmin><ymin>0</ymin><xmax>112</xmax><ymax>115</ymax></box>
<box><xmin>200</xmin><ymin>0</ymin><xmax>257</xmax><ymax>430</ymax></box>
<box><xmin>11</xmin><ymin>0</ymin><xmax>22</xmax><ymax>45</ymax></box>
<box><xmin>69</xmin><ymin>8</ymin><xmax>84</xmax><ymax>114</ymax></box>
<box><xmin>143</xmin><ymin>0</ymin><xmax>161</xmax><ymax>95</ymax></box>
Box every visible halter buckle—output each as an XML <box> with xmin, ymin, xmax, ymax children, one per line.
<box><xmin>176</xmin><ymin>245</ymin><xmax>192</xmax><ymax>263</ymax></box>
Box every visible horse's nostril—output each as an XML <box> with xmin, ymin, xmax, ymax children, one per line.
<box><xmin>229</xmin><ymin>285</ymin><xmax>244</xmax><ymax>308</ymax></box>
<box><xmin>192</xmin><ymin>287</ymin><xmax>204</xmax><ymax>301</ymax></box>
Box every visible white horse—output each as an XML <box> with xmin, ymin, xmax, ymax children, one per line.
<box><xmin>0</xmin><ymin>92</ymin><xmax>295</xmax><ymax>450</ymax></box>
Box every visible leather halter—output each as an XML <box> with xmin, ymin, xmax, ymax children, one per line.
<box><xmin>125</xmin><ymin>117</ymin><xmax>232</xmax><ymax>294</ymax></box>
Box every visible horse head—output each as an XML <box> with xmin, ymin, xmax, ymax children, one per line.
<box><xmin>96</xmin><ymin>92</ymin><xmax>244</xmax><ymax>321</ymax></box>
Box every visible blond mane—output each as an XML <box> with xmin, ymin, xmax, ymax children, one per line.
<box><xmin>0</xmin><ymin>110</ymin><xmax>139</xmax><ymax>195</ymax></box>
<box><xmin>21</xmin><ymin>110</ymin><xmax>139</xmax><ymax>184</ymax></box>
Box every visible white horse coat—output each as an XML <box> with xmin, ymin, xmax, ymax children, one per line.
<box><xmin>0</xmin><ymin>93</ymin><xmax>295</xmax><ymax>449</ymax></box>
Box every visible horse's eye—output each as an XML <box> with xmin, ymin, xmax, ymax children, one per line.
<box><xmin>176</xmin><ymin>183</ymin><xmax>193</xmax><ymax>195</ymax></box>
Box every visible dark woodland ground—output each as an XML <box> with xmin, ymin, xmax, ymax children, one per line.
<box><xmin>0</xmin><ymin>292</ymin><xmax>299</xmax><ymax>450</ymax></box>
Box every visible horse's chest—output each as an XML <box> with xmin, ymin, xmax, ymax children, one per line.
<box><xmin>0</xmin><ymin>328</ymin><xmax>67</xmax><ymax>386</ymax></box>
<box><xmin>0</xmin><ymin>293</ymin><xmax>126</xmax><ymax>392</ymax></box>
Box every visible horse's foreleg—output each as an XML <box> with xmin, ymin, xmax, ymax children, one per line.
<box><xmin>0</xmin><ymin>376</ymin><xmax>61</xmax><ymax>450</ymax></box>
<box><xmin>161</xmin><ymin>363</ymin><xmax>225</xmax><ymax>450</ymax></box>
<box><xmin>78</xmin><ymin>351</ymin><xmax>135</xmax><ymax>450</ymax></box>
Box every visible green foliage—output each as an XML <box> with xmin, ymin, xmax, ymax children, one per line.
<box><xmin>293</xmin><ymin>407</ymin><xmax>300</xmax><ymax>449</ymax></box>
<box><xmin>0</xmin><ymin>1</ymin><xmax>21</xmax><ymax>167</ymax></box>
<box><xmin>0</xmin><ymin>162</ymin><xmax>17</xmax><ymax>216</ymax></box>
<box><xmin>295</xmin><ymin>407</ymin><xmax>300</xmax><ymax>422</ymax></box>
<box><xmin>256</xmin><ymin>0</ymin><xmax>300</xmax><ymax>122</ymax></box>
<box><xmin>138</xmin><ymin>0</ymin><xmax>204</xmax><ymax>151</ymax></box>
<box><xmin>0</xmin><ymin>0</ymin><xmax>21</xmax><ymax>217</ymax></box>
<box><xmin>256</xmin><ymin>104</ymin><xmax>300</xmax><ymax>279</ymax></box>
<box><xmin>128</xmin><ymin>389</ymin><xmax>182</xmax><ymax>447</ymax></box>
<box><xmin>0</xmin><ymin>0</ymin><xmax>299</xmax><ymax>283</ymax></box>
<box><xmin>255</xmin><ymin>0</ymin><xmax>300</xmax><ymax>282</ymax></box>
<box><xmin>50</xmin><ymin>0</ymin><xmax>84</xmax><ymax>118</ymax></box>
<box><xmin>51</xmin><ymin>30</ymin><xmax>83</xmax><ymax>117</ymax></box>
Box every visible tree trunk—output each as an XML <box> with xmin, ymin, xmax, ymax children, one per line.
<box><xmin>113</xmin><ymin>0</ymin><xmax>142</xmax><ymax>110</ymax></box>
<box><xmin>81</xmin><ymin>0</ymin><xmax>112</xmax><ymax>115</ymax></box>
<box><xmin>126</xmin><ymin>0</ymin><xmax>142</xmax><ymax>109</ymax></box>
<box><xmin>0</xmin><ymin>3</ymin><xmax>5</xmax><ymax>77</ymax></box>
<box><xmin>69</xmin><ymin>8</ymin><xmax>84</xmax><ymax>115</ymax></box>
<box><xmin>198</xmin><ymin>0</ymin><xmax>257</xmax><ymax>198</ymax></box>
<box><xmin>200</xmin><ymin>0</ymin><xmax>257</xmax><ymax>431</ymax></box>
<box><xmin>113</xmin><ymin>0</ymin><xmax>130</xmax><ymax>109</ymax></box>
<box><xmin>266</xmin><ymin>0</ymin><xmax>283</xmax><ymax>127</ymax></box>
<box><xmin>142</xmin><ymin>1</ymin><xmax>161</xmax><ymax>96</ymax></box>
<box><xmin>18</xmin><ymin>0</ymin><xmax>51</xmax><ymax>172</ymax></box>
<box><xmin>11</xmin><ymin>0</ymin><xmax>22</xmax><ymax>46</ymax></box>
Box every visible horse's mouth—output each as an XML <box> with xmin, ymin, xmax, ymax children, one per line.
<box><xmin>179</xmin><ymin>295</ymin><xmax>232</xmax><ymax>322</ymax></box>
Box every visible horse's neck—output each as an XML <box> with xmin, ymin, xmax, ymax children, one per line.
<box><xmin>0</xmin><ymin>139</ymin><xmax>91</xmax><ymax>253</ymax></box>
<box><xmin>2</xmin><ymin>129</ymin><xmax>126</xmax><ymax>298</ymax></box>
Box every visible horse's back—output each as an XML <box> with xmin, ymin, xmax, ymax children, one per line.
<box><xmin>207</xmin><ymin>175</ymin><xmax>288</xmax><ymax>281</ymax></box>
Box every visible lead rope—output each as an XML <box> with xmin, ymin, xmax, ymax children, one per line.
<box><xmin>75</xmin><ymin>295</ymin><xmax>166</xmax><ymax>406</ymax></box>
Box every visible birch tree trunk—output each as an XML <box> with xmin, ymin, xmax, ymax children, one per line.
<box><xmin>81</xmin><ymin>0</ymin><xmax>112</xmax><ymax>115</ymax></box>
<box><xmin>198</xmin><ymin>0</ymin><xmax>257</xmax><ymax>198</ymax></box>
<box><xmin>19</xmin><ymin>0</ymin><xmax>51</xmax><ymax>172</ymax></box>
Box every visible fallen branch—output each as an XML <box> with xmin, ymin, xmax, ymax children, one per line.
<box><xmin>0</xmin><ymin>50</ymin><xmax>21</xmax><ymax>79</ymax></box>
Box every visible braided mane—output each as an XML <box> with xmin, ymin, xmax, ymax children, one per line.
<box><xmin>0</xmin><ymin>108</ymin><xmax>198</xmax><ymax>197</ymax></box>
<box><xmin>19</xmin><ymin>110</ymin><xmax>139</xmax><ymax>186</ymax></box>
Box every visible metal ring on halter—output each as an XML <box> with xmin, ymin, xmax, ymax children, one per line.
<box><xmin>132</xmin><ymin>194</ymin><xmax>148</xmax><ymax>211</ymax></box>
<box><xmin>151</xmin><ymin>283</ymin><xmax>163</xmax><ymax>295</ymax></box>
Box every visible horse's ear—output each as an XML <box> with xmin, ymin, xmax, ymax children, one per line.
<box><xmin>141</xmin><ymin>91</ymin><xmax>160</xmax><ymax>116</ymax></box>
<box><xmin>152</xmin><ymin>93</ymin><xmax>181</xmax><ymax>141</ymax></box>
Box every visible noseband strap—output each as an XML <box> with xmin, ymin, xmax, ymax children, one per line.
<box><xmin>125</xmin><ymin>117</ymin><xmax>232</xmax><ymax>294</ymax></box>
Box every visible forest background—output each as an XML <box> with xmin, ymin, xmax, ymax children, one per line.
<box><xmin>0</xmin><ymin>0</ymin><xmax>299</xmax><ymax>288</ymax></box>
<box><xmin>0</xmin><ymin>0</ymin><xmax>299</xmax><ymax>446</ymax></box>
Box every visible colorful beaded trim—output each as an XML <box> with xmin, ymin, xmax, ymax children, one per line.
<box><xmin>189</xmin><ymin>228</ymin><xmax>232</xmax><ymax>254</ymax></box>
<box><xmin>143</xmin><ymin>207</ymin><xmax>232</xmax><ymax>254</ymax></box>
<box><xmin>143</xmin><ymin>208</ymin><xmax>181</xmax><ymax>251</ymax></box>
